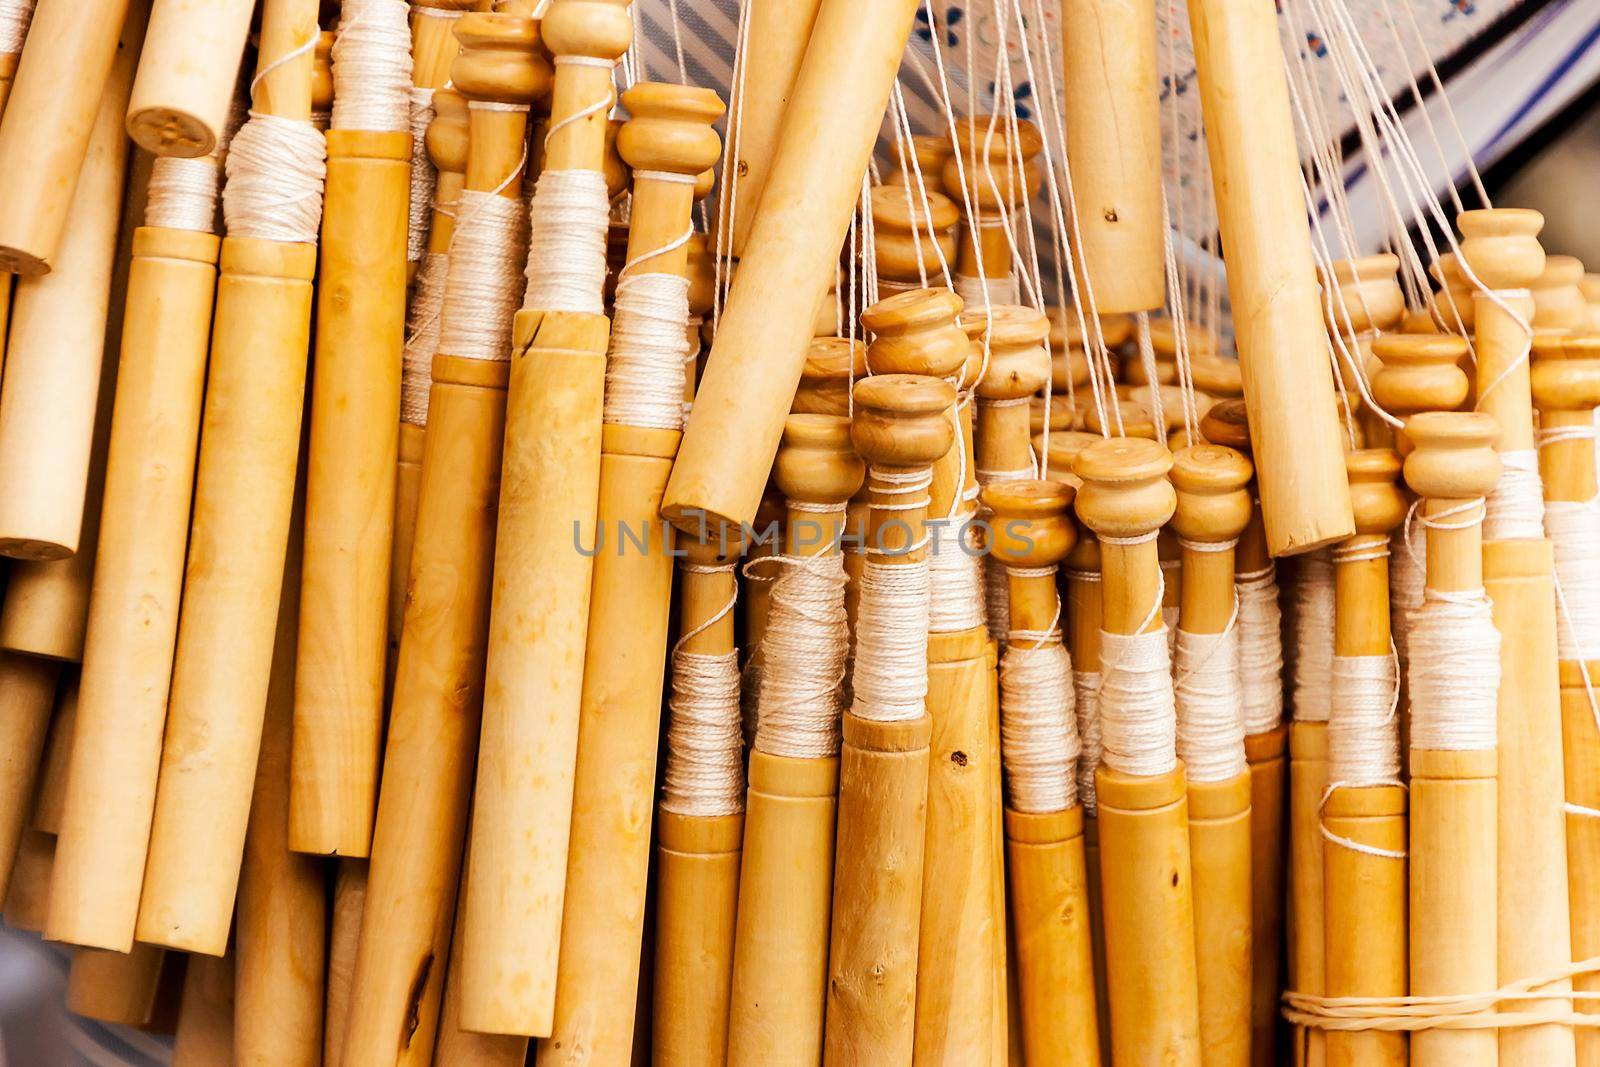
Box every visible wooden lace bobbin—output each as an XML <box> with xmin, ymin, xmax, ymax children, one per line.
<box><xmin>1184</xmin><ymin>0</ymin><xmax>1354</xmax><ymax>555</ymax></box>
<box><xmin>1083</xmin><ymin>399</ymin><xmax>1171</xmax><ymax>442</ymax></box>
<box><xmin>533</xmin><ymin>81</ymin><xmax>725</xmax><ymax>1062</ymax></box>
<box><xmin>289</xmin><ymin>0</ymin><xmax>417</xmax><ymax>858</ymax></box>
<box><xmin>1582</xmin><ymin>273</ymin><xmax>1600</xmax><ymax>331</ymax></box>
<box><xmin>0</xmin><ymin>0</ymin><xmax>136</xmax><ymax>275</ymax></box>
<box><xmin>171</xmin><ymin>950</ymin><xmax>235</xmax><ymax>1066</ymax></box>
<box><xmin>1429</xmin><ymin>252</ymin><xmax>1477</xmax><ymax>336</ymax></box>
<box><xmin>1320</xmin><ymin>448</ymin><xmax>1409</xmax><ymax>1067</ymax></box>
<box><xmin>824</xmin><ymin>373</ymin><xmax>954</xmax><ymax>1063</ymax></box>
<box><xmin>340</xmin><ymin>14</ymin><xmax>546</xmax><ymax>1065</ymax></box>
<box><xmin>237</xmin><ymin>480</ymin><xmax>325</xmax><ymax>1067</ymax></box>
<box><xmin>459</xmin><ymin>0</ymin><xmax>630</xmax><ymax>1036</ymax></box>
<box><xmin>1058</xmin><ymin>0</ymin><xmax>1162</xmax><ymax>313</ymax></box>
<box><xmin>792</xmin><ymin>336</ymin><xmax>866</xmax><ymax>417</ymax></box>
<box><xmin>125</xmin><ymin>0</ymin><xmax>254</xmax><ymax>156</ymax></box>
<box><xmin>1124</xmin><ymin>318</ymin><xmax>1208</xmax><ymax>388</ymax></box>
<box><xmin>726</xmin><ymin>416</ymin><xmax>862</xmax><ymax>1067</ymax></box>
<box><xmin>0</xmin><ymin>5</ymin><xmax>138</xmax><ymax>561</ymax></box>
<box><xmin>856</xmin><ymin>289</ymin><xmax>1000</xmax><ymax>1063</ymax></box>
<box><xmin>31</xmin><ymin>675</ymin><xmax>75</xmax><ymax>835</ymax></box>
<box><xmin>1529</xmin><ymin>332</ymin><xmax>1600</xmax><ymax>1065</ymax></box>
<box><xmin>983</xmin><ymin>479</ymin><xmax>1100</xmax><ymax>1066</ymax></box>
<box><xmin>1199</xmin><ymin>403</ymin><xmax>1288</xmax><ymax>1064</ymax></box>
<box><xmin>870</xmin><ymin>183</ymin><xmax>958</xmax><ymax>295</ymax></box>
<box><xmin>1170</xmin><ymin>442</ymin><xmax>1256</xmax><ymax>1067</ymax></box>
<box><xmin>660</xmin><ymin>0</ymin><xmax>922</xmax><ymax>533</ymax></box>
<box><xmin>1532</xmin><ymin>254</ymin><xmax>1589</xmax><ymax>331</ymax></box>
<box><xmin>649</xmin><ymin>531</ymin><xmax>746</xmax><ymax>1066</ymax></box>
<box><xmin>1459</xmin><ymin>207</ymin><xmax>1578</xmax><ymax>1067</ymax></box>
<box><xmin>2</xmin><ymin>830</ymin><xmax>53</xmax><ymax>931</ymax></box>
<box><xmin>1074</xmin><ymin>436</ymin><xmax>1203</xmax><ymax>1066</ymax></box>
<box><xmin>1321</xmin><ymin>254</ymin><xmax>1405</xmax><ymax>448</ymax></box>
<box><xmin>941</xmin><ymin>116</ymin><xmax>1043</xmax><ymax>308</ymax></box>
<box><xmin>1400</xmin><ymin>411</ymin><xmax>1503</xmax><ymax>1067</ymax></box>
<box><xmin>0</xmin><ymin>653</ymin><xmax>60</xmax><ymax>902</ymax></box>
<box><xmin>67</xmin><ymin>945</ymin><xmax>166</xmax><ymax>1027</ymax></box>
<box><xmin>884</xmin><ymin>133</ymin><xmax>954</xmax><ymax>189</ymax></box>
<box><xmin>130</xmin><ymin>0</ymin><xmax>319</xmax><ymax>956</ymax></box>
<box><xmin>45</xmin><ymin>133</ymin><xmax>223</xmax><ymax>953</ymax></box>
<box><xmin>432</xmin><ymin>856</ymin><xmax>530</xmax><ymax>1067</ymax></box>
<box><xmin>324</xmin><ymin>859</ymin><xmax>366</xmax><ymax>1067</ymax></box>
<box><xmin>1044</xmin><ymin>314</ymin><xmax>1094</xmax><ymax>398</ymax></box>
<box><xmin>405</xmin><ymin>1</ymin><xmax>474</xmax><ymax>279</ymax></box>
<box><xmin>742</xmin><ymin>487</ymin><xmax>785</xmax><ymax>747</ymax></box>
<box><xmin>1032</xmin><ymin>396</ymin><xmax>1080</xmax><ymax>438</ymax></box>
<box><xmin>0</xmin><ymin>0</ymin><xmax>31</xmax><ymax>121</ymax></box>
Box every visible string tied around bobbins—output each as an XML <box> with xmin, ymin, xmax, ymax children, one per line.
<box><xmin>144</xmin><ymin>156</ymin><xmax>221</xmax><ymax>234</ymax></box>
<box><xmin>999</xmin><ymin>575</ymin><xmax>1080</xmax><ymax>814</ymax></box>
<box><xmin>1096</xmin><ymin>531</ymin><xmax>1177</xmax><ymax>778</ymax></box>
<box><xmin>661</xmin><ymin>562</ymin><xmax>744</xmax><ymax>819</ymax></box>
<box><xmin>331</xmin><ymin>0</ymin><xmax>413</xmax><ymax>134</ymax></box>
<box><xmin>1236</xmin><ymin>564</ymin><xmax>1285</xmax><ymax>736</ymax></box>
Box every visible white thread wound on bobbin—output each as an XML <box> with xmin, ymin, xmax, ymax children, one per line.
<box><xmin>0</xmin><ymin>0</ymin><xmax>33</xmax><ymax>54</ymax></box>
<box><xmin>1484</xmin><ymin>448</ymin><xmax>1546</xmax><ymax>541</ymax></box>
<box><xmin>851</xmin><ymin>558</ymin><xmax>932</xmax><ymax>724</ymax></box>
<box><xmin>1161</xmin><ymin>557</ymin><xmax>1181</xmax><ymax>660</ymax></box>
<box><xmin>1099</xmin><ymin>627</ymin><xmax>1178</xmax><ymax>777</ymax></box>
<box><xmin>662</xmin><ymin>648</ymin><xmax>745</xmax><ymax>817</ymax></box>
<box><xmin>406</xmin><ymin>88</ymin><xmax>436</xmax><ymax>263</ymax></box>
<box><xmin>604</xmin><ymin>272</ymin><xmax>693</xmax><ymax>430</ymax></box>
<box><xmin>1408</xmin><ymin>588</ymin><xmax>1501</xmax><ymax>752</ymax></box>
<box><xmin>1237</xmin><ymin>566</ymin><xmax>1285</xmax><ymax>735</ymax></box>
<box><xmin>1074</xmin><ymin>670</ymin><xmax>1103</xmax><ymax>813</ymax></box>
<box><xmin>331</xmin><ymin>0</ymin><xmax>413</xmax><ymax>133</ymax></box>
<box><xmin>927</xmin><ymin>516</ymin><xmax>985</xmax><ymax>633</ymax></box>
<box><xmin>1001</xmin><ymin>622</ymin><xmax>1080</xmax><ymax>814</ymax></box>
<box><xmin>145</xmin><ymin>156</ymin><xmax>220</xmax><ymax>233</ymax></box>
<box><xmin>524</xmin><ymin>168</ymin><xmax>610</xmax><ymax>314</ymax></box>
<box><xmin>1175</xmin><ymin>626</ymin><xmax>1246</xmax><ymax>783</ymax></box>
<box><xmin>1291</xmin><ymin>549</ymin><xmax>1335</xmax><ymax>723</ymax></box>
<box><xmin>1328</xmin><ymin>653</ymin><xmax>1401</xmax><ymax>785</ymax></box>
<box><xmin>401</xmin><ymin>250</ymin><xmax>448</xmax><ymax>424</ymax></box>
<box><xmin>438</xmin><ymin>191</ymin><xmax>528</xmax><ymax>362</ymax></box>
<box><xmin>756</xmin><ymin>544</ymin><xmax>851</xmax><ymax>759</ymax></box>
<box><xmin>223</xmin><ymin>114</ymin><xmax>327</xmax><ymax>243</ymax></box>
<box><xmin>1391</xmin><ymin>520</ymin><xmax>1425</xmax><ymax>668</ymax></box>
<box><xmin>954</xmin><ymin>272</ymin><xmax>1020</xmax><ymax>308</ymax></box>
<box><xmin>1545</xmin><ymin>498</ymin><xmax>1600</xmax><ymax>661</ymax></box>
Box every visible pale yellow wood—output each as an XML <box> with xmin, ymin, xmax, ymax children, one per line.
<box><xmin>324</xmin><ymin>859</ymin><xmax>366</xmax><ymax>1067</ymax></box>
<box><xmin>654</xmin><ymin>810</ymin><xmax>743</xmax><ymax>1065</ymax></box>
<box><xmin>1290</xmin><ymin>719</ymin><xmax>1328</xmax><ymax>1067</ymax></box>
<box><xmin>31</xmin><ymin>673</ymin><xmax>76</xmax><ymax>835</ymax></box>
<box><xmin>0</xmin><ymin>653</ymin><xmax>61</xmax><ymax>902</ymax></box>
<box><xmin>67</xmin><ymin>945</ymin><xmax>166</xmax><ymax>1026</ymax></box>
<box><xmin>2</xmin><ymin>827</ymin><xmax>54</xmax><ymax>930</ymax></box>
<box><xmin>126</xmin><ymin>0</ymin><xmax>255</xmax><ymax>156</ymax></box>
<box><xmin>172</xmin><ymin>951</ymin><xmax>235</xmax><ymax>1067</ymax></box>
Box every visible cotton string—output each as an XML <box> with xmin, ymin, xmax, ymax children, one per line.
<box><xmin>1237</xmin><ymin>565</ymin><xmax>1286</xmax><ymax>736</ymax></box>
<box><xmin>1484</xmin><ymin>449</ymin><xmax>1546</xmax><ymax>541</ymax></box>
<box><xmin>438</xmin><ymin>189</ymin><xmax>528</xmax><ymax>362</ymax></box>
<box><xmin>604</xmin><ymin>218</ymin><xmax>695</xmax><ymax>430</ymax></box>
<box><xmin>927</xmin><ymin>514</ymin><xmax>985</xmax><ymax>634</ymax></box>
<box><xmin>523</xmin><ymin>168</ymin><xmax>610</xmax><ymax>314</ymax></box>
<box><xmin>407</xmin><ymin>89</ymin><xmax>436</xmax><ymax>263</ymax></box>
<box><xmin>223</xmin><ymin>113</ymin><xmax>327</xmax><ymax>244</ymax></box>
<box><xmin>1001</xmin><ymin>611</ymin><xmax>1080</xmax><ymax>812</ymax></box>
<box><xmin>661</xmin><ymin>563</ymin><xmax>744</xmax><ymax>818</ymax></box>
<box><xmin>144</xmin><ymin>156</ymin><xmax>220</xmax><ymax>234</ymax></box>
<box><xmin>1174</xmin><ymin>623</ymin><xmax>1246</xmax><ymax>784</ymax></box>
<box><xmin>402</xmin><ymin>249</ymin><xmax>448</xmax><ymax>423</ymax></box>
<box><xmin>852</xmin><ymin>467</ymin><xmax>934</xmax><ymax>724</ymax></box>
<box><xmin>1390</xmin><ymin>517</ymin><xmax>1425</xmax><ymax>668</ymax></box>
<box><xmin>1291</xmin><ymin>549</ymin><xmax>1335</xmax><ymax>724</ymax></box>
<box><xmin>331</xmin><ymin>0</ymin><xmax>413</xmax><ymax>134</ymax></box>
<box><xmin>1074</xmin><ymin>668</ymin><xmax>1103</xmax><ymax>813</ymax></box>
<box><xmin>1097</xmin><ymin>535</ymin><xmax>1177</xmax><ymax>777</ymax></box>
<box><xmin>1327</xmin><ymin>653</ymin><xmax>1401</xmax><ymax>785</ymax></box>
<box><xmin>1161</xmin><ymin>555</ymin><xmax>1181</xmax><ymax>660</ymax></box>
<box><xmin>1543</xmin><ymin>498</ymin><xmax>1600</xmax><ymax>662</ymax></box>
<box><xmin>755</xmin><ymin>531</ymin><xmax>851</xmax><ymax>760</ymax></box>
<box><xmin>0</xmin><ymin>0</ymin><xmax>32</xmax><ymax>54</ymax></box>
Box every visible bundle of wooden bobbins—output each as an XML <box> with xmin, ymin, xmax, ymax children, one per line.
<box><xmin>0</xmin><ymin>0</ymin><xmax>1597</xmax><ymax>1064</ymax></box>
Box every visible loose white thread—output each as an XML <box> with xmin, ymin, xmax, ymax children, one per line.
<box><xmin>1327</xmin><ymin>653</ymin><xmax>1401</xmax><ymax>785</ymax></box>
<box><xmin>331</xmin><ymin>0</ymin><xmax>413</xmax><ymax>133</ymax></box>
<box><xmin>662</xmin><ymin>647</ymin><xmax>745</xmax><ymax>817</ymax></box>
<box><xmin>1074</xmin><ymin>669</ymin><xmax>1103</xmax><ymax>812</ymax></box>
<box><xmin>927</xmin><ymin>516</ymin><xmax>985</xmax><ymax>633</ymax></box>
<box><xmin>1545</xmin><ymin>498</ymin><xmax>1600</xmax><ymax>661</ymax></box>
<box><xmin>438</xmin><ymin>190</ymin><xmax>528</xmax><ymax>362</ymax></box>
<box><xmin>1237</xmin><ymin>565</ymin><xmax>1286</xmax><ymax>735</ymax></box>
<box><xmin>402</xmin><ymin>250</ymin><xmax>448</xmax><ymax>423</ymax></box>
<box><xmin>1175</xmin><ymin>624</ymin><xmax>1247</xmax><ymax>783</ymax></box>
<box><xmin>1292</xmin><ymin>549</ymin><xmax>1335</xmax><ymax>723</ymax></box>
<box><xmin>604</xmin><ymin>271</ymin><xmax>693</xmax><ymax>430</ymax></box>
<box><xmin>0</xmin><ymin>0</ymin><xmax>33</xmax><ymax>54</ymax></box>
<box><xmin>756</xmin><ymin>541</ymin><xmax>851</xmax><ymax>759</ymax></box>
<box><xmin>1408</xmin><ymin>587</ymin><xmax>1501</xmax><ymax>751</ymax></box>
<box><xmin>406</xmin><ymin>88</ymin><xmax>436</xmax><ymax>263</ymax></box>
<box><xmin>1001</xmin><ymin>616</ymin><xmax>1080</xmax><ymax>813</ymax></box>
<box><xmin>1099</xmin><ymin>627</ymin><xmax>1178</xmax><ymax>776</ymax></box>
<box><xmin>955</xmin><ymin>271</ymin><xmax>1021</xmax><ymax>308</ymax></box>
<box><xmin>523</xmin><ymin>169</ymin><xmax>610</xmax><ymax>313</ymax></box>
<box><xmin>1484</xmin><ymin>448</ymin><xmax>1545</xmax><ymax>541</ymax></box>
<box><xmin>144</xmin><ymin>156</ymin><xmax>220</xmax><ymax>233</ymax></box>
<box><xmin>223</xmin><ymin>114</ymin><xmax>327</xmax><ymax>243</ymax></box>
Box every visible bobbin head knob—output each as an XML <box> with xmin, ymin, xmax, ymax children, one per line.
<box><xmin>1429</xmin><ymin>253</ymin><xmax>1476</xmax><ymax>333</ymax></box>
<box><xmin>603</xmin><ymin>119</ymin><xmax>631</xmax><ymax>198</ymax></box>
<box><xmin>1073</xmin><ymin>437</ymin><xmax>1176</xmax><ymax>540</ymax></box>
<box><xmin>618</xmin><ymin>83</ymin><xmax>725</xmax><ymax>177</ymax></box>
<box><xmin>1401</xmin><ymin>412</ymin><xmax>1503</xmax><ymax>501</ymax></box>
<box><xmin>774</xmin><ymin>414</ymin><xmax>866</xmax><ymax>507</ymax></box>
<box><xmin>427</xmin><ymin>89</ymin><xmax>471</xmax><ymax>178</ymax></box>
<box><xmin>870</xmin><ymin>185</ymin><xmax>960</xmax><ymax>283</ymax></box>
<box><xmin>1084</xmin><ymin>400</ymin><xmax>1171</xmax><ymax>441</ymax></box>
<box><xmin>983</xmin><ymin>479</ymin><xmax>1078</xmax><ymax>569</ymax></box>
<box><xmin>453</xmin><ymin>12</ymin><xmax>553</xmax><ymax>104</ymax></box>
<box><xmin>1531</xmin><ymin>331</ymin><xmax>1600</xmax><ymax>414</ymax></box>
<box><xmin>1199</xmin><ymin>398</ymin><xmax>1251</xmax><ymax>455</ymax></box>
<box><xmin>1033</xmin><ymin>429</ymin><xmax>1100</xmax><ymax>488</ymax></box>
<box><xmin>1031</xmin><ymin>398</ymin><xmax>1076</xmax><ymax>439</ymax></box>
<box><xmin>862</xmin><ymin>288</ymin><xmax>969</xmax><ymax>378</ymax></box>
<box><xmin>1170</xmin><ymin>445</ymin><xmax>1254</xmax><ymax>545</ymax></box>
<box><xmin>793</xmin><ymin>337</ymin><xmax>866</xmax><ymax>416</ymax></box>
<box><xmin>540</xmin><ymin>0</ymin><xmax>634</xmax><ymax>60</ymax></box>
<box><xmin>686</xmin><ymin>233</ymin><xmax>714</xmax><ymax>317</ymax></box>
<box><xmin>1370</xmin><ymin>333</ymin><xmax>1470</xmax><ymax>417</ymax></box>
<box><xmin>1188</xmin><ymin>355</ymin><xmax>1242</xmax><ymax>399</ymax></box>
<box><xmin>1457</xmin><ymin>208</ymin><xmax>1546</xmax><ymax>290</ymax></box>
<box><xmin>851</xmin><ymin>375</ymin><xmax>957</xmax><ymax>469</ymax></box>
<box><xmin>1531</xmin><ymin>254</ymin><xmax>1588</xmax><ymax>330</ymax></box>
<box><xmin>312</xmin><ymin>30</ymin><xmax>335</xmax><ymax>114</ymax></box>
<box><xmin>1320</xmin><ymin>254</ymin><xmax>1405</xmax><ymax>335</ymax></box>
<box><xmin>942</xmin><ymin>117</ymin><xmax>1046</xmax><ymax>212</ymax></box>
<box><xmin>967</xmin><ymin>305</ymin><xmax>1050</xmax><ymax>400</ymax></box>
<box><xmin>1345</xmin><ymin>449</ymin><xmax>1407</xmax><ymax>536</ymax></box>
<box><xmin>885</xmin><ymin>134</ymin><xmax>955</xmax><ymax>188</ymax></box>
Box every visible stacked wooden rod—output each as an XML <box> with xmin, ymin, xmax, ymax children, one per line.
<box><xmin>0</xmin><ymin>0</ymin><xmax>1599</xmax><ymax>1064</ymax></box>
